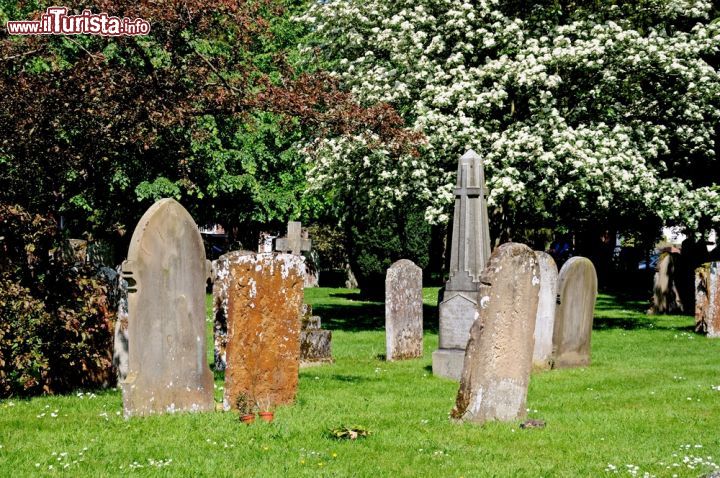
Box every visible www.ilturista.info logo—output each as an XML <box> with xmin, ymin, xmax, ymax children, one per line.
<box><xmin>6</xmin><ymin>7</ymin><xmax>150</xmax><ymax>36</ymax></box>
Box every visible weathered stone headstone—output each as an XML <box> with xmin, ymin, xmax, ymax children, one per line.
<box><xmin>649</xmin><ymin>251</ymin><xmax>684</xmax><ymax>314</ymax></box>
<box><xmin>695</xmin><ymin>262</ymin><xmax>720</xmax><ymax>337</ymax></box>
<box><xmin>223</xmin><ymin>253</ymin><xmax>305</xmax><ymax>410</ymax></box>
<box><xmin>385</xmin><ymin>259</ymin><xmax>423</xmax><ymax>361</ymax></box>
<box><xmin>552</xmin><ymin>256</ymin><xmax>598</xmax><ymax>368</ymax></box>
<box><xmin>212</xmin><ymin>250</ymin><xmax>254</xmax><ymax>371</ymax></box>
<box><xmin>451</xmin><ymin>243</ymin><xmax>540</xmax><ymax>424</ymax></box>
<box><xmin>300</xmin><ymin>304</ymin><xmax>333</xmax><ymax>367</ymax></box>
<box><xmin>112</xmin><ymin>265</ymin><xmax>130</xmax><ymax>381</ymax></box>
<box><xmin>121</xmin><ymin>198</ymin><xmax>214</xmax><ymax>417</ymax></box>
<box><xmin>532</xmin><ymin>252</ymin><xmax>558</xmax><ymax>369</ymax></box>
<box><xmin>433</xmin><ymin>150</ymin><xmax>491</xmax><ymax>380</ymax></box>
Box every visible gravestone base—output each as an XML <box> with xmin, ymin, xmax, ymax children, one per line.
<box><xmin>122</xmin><ymin>373</ymin><xmax>215</xmax><ymax>418</ymax></box>
<box><xmin>433</xmin><ymin>290</ymin><xmax>476</xmax><ymax>380</ymax></box>
<box><xmin>432</xmin><ymin>349</ymin><xmax>465</xmax><ymax>381</ymax></box>
<box><xmin>553</xmin><ymin>353</ymin><xmax>589</xmax><ymax>369</ymax></box>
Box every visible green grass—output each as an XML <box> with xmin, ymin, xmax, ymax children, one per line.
<box><xmin>2</xmin><ymin>289</ymin><xmax>719</xmax><ymax>477</ymax></box>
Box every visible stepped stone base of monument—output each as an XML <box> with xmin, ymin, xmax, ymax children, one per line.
<box><xmin>299</xmin><ymin>304</ymin><xmax>333</xmax><ymax>367</ymax></box>
<box><xmin>432</xmin><ymin>349</ymin><xmax>465</xmax><ymax>381</ymax></box>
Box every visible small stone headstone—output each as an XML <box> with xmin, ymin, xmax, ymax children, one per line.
<box><xmin>552</xmin><ymin>256</ymin><xmax>598</xmax><ymax>368</ymax></box>
<box><xmin>385</xmin><ymin>259</ymin><xmax>423</xmax><ymax>361</ymax></box>
<box><xmin>300</xmin><ymin>304</ymin><xmax>333</xmax><ymax>367</ymax></box>
<box><xmin>223</xmin><ymin>253</ymin><xmax>305</xmax><ymax>410</ymax></box>
<box><xmin>451</xmin><ymin>243</ymin><xmax>540</xmax><ymax>424</ymax></box>
<box><xmin>121</xmin><ymin>198</ymin><xmax>214</xmax><ymax>417</ymax></box>
<box><xmin>532</xmin><ymin>252</ymin><xmax>558</xmax><ymax>369</ymax></box>
<box><xmin>212</xmin><ymin>250</ymin><xmax>254</xmax><ymax>371</ymax></box>
<box><xmin>695</xmin><ymin>262</ymin><xmax>720</xmax><ymax>337</ymax></box>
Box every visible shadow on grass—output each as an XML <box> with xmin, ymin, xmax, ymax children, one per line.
<box><xmin>327</xmin><ymin>374</ymin><xmax>375</xmax><ymax>383</ymax></box>
<box><xmin>313</xmin><ymin>301</ymin><xmax>385</xmax><ymax>332</ymax></box>
<box><xmin>328</xmin><ymin>291</ymin><xmax>364</xmax><ymax>301</ymax></box>
<box><xmin>312</xmin><ymin>301</ymin><xmax>439</xmax><ymax>333</ymax></box>
<box><xmin>313</xmin><ymin>289</ymin><xmax>697</xmax><ymax>334</ymax></box>
<box><xmin>593</xmin><ymin>293</ymin><xmax>696</xmax><ymax>331</ymax></box>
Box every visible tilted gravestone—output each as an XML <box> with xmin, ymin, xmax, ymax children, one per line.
<box><xmin>433</xmin><ymin>150</ymin><xmax>492</xmax><ymax>380</ymax></box>
<box><xmin>223</xmin><ymin>253</ymin><xmax>305</xmax><ymax>410</ymax></box>
<box><xmin>299</xmin><ymin>304</ymin><xmax>333</xmax><ymax>367</ymax></box>
<box><xmin>385</xmin><ymin>259</ymin><xmax>423</xmax><ymax>361</ymax></box>
<box><xmin>212</xmin><ymin>250</ymin><xmax>254</xmax><ymax>371</ymax></box>
<box><xmin>451</xmin><ymin>243</ymin><xmax>540</xmax><ymax>424</ymax></box>
<box><xmin>695</xmin><ymin>262</ymin><xmax>720</xmax><ymax>337</ymax></box>
<box><xmin>532</xmin><ymin>252</ymin><xmax>558</xmax><ymax>369</ymax></box>
<box><xmin>552</xmin><ymin>256</ymin><xmax>598</xmax><ymax>368</ymax></box>
<box><xmin>121</xmin><ymin>198</ymin><xmax>214</xmax><ymax>417</ymax></box>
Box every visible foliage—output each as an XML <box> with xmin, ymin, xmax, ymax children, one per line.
<box><xmin>328</xmin><ymin>425</ymin><xmax>370</xmax><ymax>440</ymax></box>
<box><xmin>299</xmin><ymin>0</ymin><xmax>720</xmax><ymax>238</ymax></box>
<box><xmin>0</xmin><ymin>0</ymin><xmax>416</xmax><ymax>255</ymax></box>
<box><xmin>347</xmin><ymin>208</ymin><xmax>430</xmax><ymax>297</ymax></box>
<box><xmin>0</xmin><ymin>204</ymin><xmax>115</xmax><ymax>397</ymax></box>
<box><xmin>306</xmin><ymin>224</ymin><xmax>349</xmax><ymax>271</ymax></box>
<box><xmin>234</xmin><ymin>393</ymin><xmax>255</xmax><ymax>415</ymax></box>
<box><xmin>0</xmin><ymin>280</ymin><xmax>51</xmax><ymax>396</ymax></box>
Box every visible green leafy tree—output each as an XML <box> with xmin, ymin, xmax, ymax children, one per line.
<box><xmin>299</xmin><ymin>0</ymin><xmax>720</xmax><ymax>244</ymax></box>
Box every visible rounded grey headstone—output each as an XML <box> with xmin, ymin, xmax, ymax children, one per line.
<box><xmin>552</xmin><ymin>256</ymin><xmax>598</xmax><ymax>368</ymax></box>
<box><xmin>532</xmin><ymin>252</ymin><xmax>558</xmax><ymax>369</ymax></box>
<box><xmin>121</xmin><ymin>198</ymin><xmax>214</xmax><ymax>417</ymax></box>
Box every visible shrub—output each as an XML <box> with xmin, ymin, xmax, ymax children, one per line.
<box><xmin>0</xmin><ymin>204</ymin><xmax>116</xmax><ymax>398</ymax></box>
<box><xmin>0</xmin><ymin>280</ymin><xmax>51</xmax><ymax>396</ymax></box>
<box><xmin>347</xmin><ymin>209</ymin><xmax>430</xmax><ymax>299</ymax></box>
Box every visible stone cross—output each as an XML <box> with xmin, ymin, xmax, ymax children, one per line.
<box><xmin>451</xmin><ymin>242</ymin><xmax>540</xmax><ymax>424</ymax></box>
<box><xmin>274</xmin><ymin>221</ymin><xmax>311</xmax><ymax>256</ymax></box>
<box><xmin>433</xmin><ymin>150</ymin><xmax>492</xmax><ymax>380</ymax></box>
<box><xmin>552</xmin><ymin>256</ymin><xmax>598</xmax><ymax>368</ymax></box>
<box><xmin>120</xmin><ymin>198</ymin><xmax>214</xmax><ymax>418</ymax></box>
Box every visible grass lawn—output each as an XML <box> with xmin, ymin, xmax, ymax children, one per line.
<box><xmin>1</xmin><ymin>288</ymin><xmax>719</xmax><ymax>477</ymax></box>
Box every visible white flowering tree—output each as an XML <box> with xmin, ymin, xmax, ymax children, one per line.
<box><xmin>298</xmin><ymin>0</ymin><xmax>720</xmax><ymax>239</ymax></box>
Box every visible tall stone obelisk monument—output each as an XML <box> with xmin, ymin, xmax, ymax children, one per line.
<box><xmin>432</xmin><ymin>150</ymin><xmax>491</xmax><ymax>380</ymax></box>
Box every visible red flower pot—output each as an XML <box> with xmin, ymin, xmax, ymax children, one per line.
<box><xmin>240</xmin><ymin>413</ymin><xmax>255</xmax><ymax>424</ymax></box>
<box><xmin>258</xmin><ymin>411</ymin><xmax>274</xmax><ymax>423</ymax></box>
